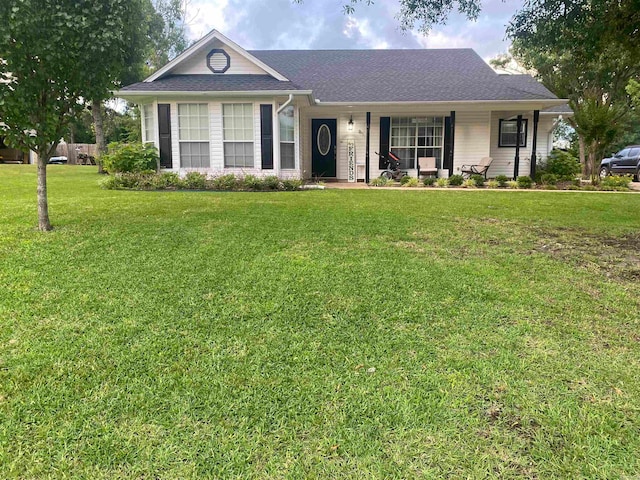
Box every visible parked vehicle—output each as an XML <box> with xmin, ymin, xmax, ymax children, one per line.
<box><xmin>48</xmin><ymin>156</ymin><xmax>68</xmax><ymax>165</ymax></box>
<box><xmin>600</xmin><ymin>146</ymin><xmax>640</xmax><ymax>180</ymax></box>
<box><xmin>375</xmin><ymin>151</ymin><xmax>407</xmax><ymax>181</ymax></box>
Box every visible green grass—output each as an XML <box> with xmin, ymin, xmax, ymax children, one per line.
<box><xmin>1</xmin><ymin>165</ymin><xmax>640</xmax><ymax>479</ymax></box>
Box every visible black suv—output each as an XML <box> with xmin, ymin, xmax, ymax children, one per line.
<box><xmin>600</xmin><ymin>145</ymin><xmax>640</xmax><ymax>180</ymax></box>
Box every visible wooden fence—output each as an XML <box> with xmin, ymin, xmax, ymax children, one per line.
<box><xmin>54</xmin><ymin>143</ymin><xmax>98</xmax><ymax>164</ymax></box>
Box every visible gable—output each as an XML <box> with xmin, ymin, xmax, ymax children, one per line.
<box><xmin>145</xmin><ymin>30</ymin><xmax>288</xmax><ymax>83</ymax></box>
<box><xmin>171</xmin><ymin>39</ymin><xmax>269</xmax><ymax>76</ymax></box>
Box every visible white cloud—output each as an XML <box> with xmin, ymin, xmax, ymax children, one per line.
<box><xmin>180</xmin><ymin>0</ymin><xmax>520</xmax><ymax>60</ymax></box>
<box><xmin>185</xmin><ymin>0</ymin><xmax>229</xmax><ymax>40</ymax></box>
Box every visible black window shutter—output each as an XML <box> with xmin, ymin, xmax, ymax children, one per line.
<box><xmin>260</xmin><ymin>104</ymin><xmax>274</xmax><ymax>170</ymax></box>
<box><xmin>379</xmin><ymin>117</ymin><xmax>390</xmax><ymax>169</ymax></box>
<box><xmin>157</xmin><ymin>104</ymin><xmax>172</xmax><ymax>169</ymax></box>
<box><xmin>443</xmin><ymin>116</ymin><xmax>452</xmax><ymax>171</ymax></box>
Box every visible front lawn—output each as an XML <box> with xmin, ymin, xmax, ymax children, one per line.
<box><xmin>1</xmin><ymin>165</ymin><xmax>639</xmax><ymax>478</ymax></box>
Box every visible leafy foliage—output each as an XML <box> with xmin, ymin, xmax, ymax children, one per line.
<box><xmin>601</xmin><ymin>175</ymin><xmax>633</xmax><ymax>190</ymax></box>
<box><xmin>508</xmin><ymin>0</ymin><xmax>640</xmax><ymax>183</ymax></box>
<box><xmin>423</xmin><ymin>177</ymin><xmax>436</xmax><ymax>186</ymax></box>
<box><xmin>470</xmin><ymin>174</ymin><xmax>485</xmax><ymax>187</ymax></box>
<box><xmin>494</xmin><ymin>175</ymin><xmax>509</xmax><ymax>187</ymax></box>
<box><xmin>448</xmin><ymin>174</ymin><xmax>464</xmax><ymax>186</ymax></box>
<box><xmin>370</xmin><ymin>177</ymin><xmax>393</xmax><ymax>187</ymax></box>
<box><xmin>0</xmin><ymin>0</ymin><xmax>153</xmax><ymax>229</ymax></box>
<box><xmin>101</xmin><ymin>172</ymin><xmax>304</xmax><ymax>192</ymax></box>
<box><xmin>540</xmin><ymin>150</ymin><xmax>582</xmax><ymax>180</ymax></box>
<box><xmin>402</xmin><ymin>177</ymin><xmax>420</xmax><ymax>187</ymax></box>
<box><xmin>101</xmin><ymin>142</ymin><xmax>159</xmax><ymax>174</ymax></box>
<box><xmin>400</xmin><ymin>175</ymin><xmax>413</xmax><ymax>185</ymax></box>
<box><xmin>516</xmin><ymin>176</ymin><xmax>533</xmax><ymax>189</ymax></box>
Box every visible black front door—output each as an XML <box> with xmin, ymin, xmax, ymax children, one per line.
<box><xmin>158</xmin><ymin>104</ymin><xmax>172</xmax><ymax>169</ymax></box>
<box><xmin>312</xmin><ymin>119</ymin><xmax>337</xmax><ymax>178</ymax></box>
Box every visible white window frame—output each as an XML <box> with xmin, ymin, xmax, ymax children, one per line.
<box><xmin>390</xmin><ymin>116</ymin><xmax>444</xmax><ymax>170</ymax></box>
<box><xmin>177</xmin><ymin>103</ymin><xmax>210</xmax><ymax>168</ymax></box>
<box><xmin>223</xmin><ymin>103</ymin><xmax>255</xmax><ymax>168</ymax></box>
<box><xmin>142</xmin><ymin>104</ymin><xmax>155</xmax><ymax>144</ymax></box>
<box><xmin>279</xmin><ymin>105</ymin><xmax>296</xmax><ymax>170</ymax></box>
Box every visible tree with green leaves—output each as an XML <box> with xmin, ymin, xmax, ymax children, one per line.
<box><xmin>90</xmin><ymin>0</ymin><xmax>188</xmax><ymax>172</ymax></box>
<box><xmin>507</xmin><ymin>0</ymin><xmax>640</xmax><ymax>183</ymax></box>
<box><xmin>0</xmin><ymin>0</ymin><xmax>151</xmax><ymax>230</ymax></box>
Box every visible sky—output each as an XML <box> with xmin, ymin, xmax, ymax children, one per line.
<box><xmin>183</xmin><ymin>0</ymin><xmax>524</xmax><ymax>62</ymax></box>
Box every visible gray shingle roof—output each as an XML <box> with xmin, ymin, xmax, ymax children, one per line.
<box><xmin>122</xmin><ymin>49</ymin><xmax>560</xmax><ymax>103</ymax></box>
<box><xmin>542</xmin><ymin>103</ymin><xmax>573</xmax><ymax>114</ymax></box>
<box><xmin>120</xmin><ymin>74</ymin><xmax>301</xmax><ymax>92</ymax></box>
<box><xmin>249</xmin><ymin>49</ymin><xmax>559</xmax><ymax>102</ymax></box>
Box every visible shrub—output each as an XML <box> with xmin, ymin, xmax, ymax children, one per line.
<box><xmin>601</xmin><ymin>174</ymin><xmax>632</xmax><ymax>189</ymax></box>
<box><xmin>487</xmin><ymin>180</ymin><xmax>499</xmax><ymax>188</ymax></box>
<box><xmin>211</xmin><ymin>174</ymin><xmax>239</xmax><ymax>191</ymax></box>
<box><xmin>101</xmin><ymin>142</ymin><xmax>159</xmax><ymax>173</ymax></box>
<box><xmin>470</xmin><ymin>174</ymin><xmax>485</xmax><ymax>187</ymax></box>
<box><xmin>400</xmin><ymin>175</ymin><xmax>413</xmax><ymax>185</ymax></box>
<box><xmin>544</xmin><ymin>149</ymin><xmax>581</xmax><ymax>179</ymax></box>
<box><xmin>99</xmin><ymin>175</ymin><xmax>117</xmax><ymax>189</ymax></box>
<box><xmin>541</xmin><ymin>173</ymin><xmax>559</xmax><ymax>185</ymax></box>
<box><xmin>436</xmin><ymin>177</ymin><xmax>449</xmax><ymax>187</ymax></box>
<box><xmin>183</xmin><ymin>171</ymin><xmax>208</xmax><ymax>190</ymax></box>
<box><xmin>495</xmin><ymin>175</ymin><xmax>509</xmax><ymax>187</ymax></box>
<box><xmin>448</xmin><ymin>174</ymin><xmax>464</xmax><ymax>186</ymax></box>
<box><xmin>151</xmin><ymin>172</ymin><xmax>182</xmax><ymax>190</ymax></box>
<box><xmin>566</xmin><ymin>184</ymin><xmax>580</xmax><ymax>190</ymax></box>
<box><xmin>402</xmin><ymin>177</ymin><xmax>420</xmax><ymax>187</ymax></box>
<box><xmin>582</xmin><ymin>184</ymin><xmax>597</xmax><ymax>191</ymax></box>
<box><xmin>462</xmin><ymin>179</ymin><xmax>476</xmax><ymax>188</ymax></box>
<box><xmin>370</xmin><ymin>177</ymin><xmax>392</xmax><ymax>187</ymax></box>
<box><xmin>262</xmin><ymin>175</ymin><xmax>282</xmax><ymax>190</ymax></box>
<box><xmin>516</xmin><ymin>176</ymin><xmax>533</xmax><ymax>189</ymax></box>
<box><xmin>423</xmin><ymin>177</ymin><xmax>436</xmax><ymax>186</ymax></box>
<box><xmin>242</xmin><ymin>175</ymin><xmax>264</xmax><ymax>191</ymax></box>
<box><xmin>507</xmin><ymin>180</ymin><xmax>519</xmax><ymax>189</ymax></box>
<box><xmin>543</xmin><ymin>184</ymin><xmax>558</xmax><ymax>190</ymax></box>
<box><xmin>282</xmin><ymin>179</ymin><xmax>303</xmax><ymax>191</ymax></box>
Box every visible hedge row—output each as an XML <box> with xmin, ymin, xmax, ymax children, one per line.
<box><xmin>100</xmin><ymin>172</ymin><xmax>303</xmax><ymax>192</ymax></box>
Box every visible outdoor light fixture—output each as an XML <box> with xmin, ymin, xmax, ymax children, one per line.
<box><xmin>348</xmin><ymin>115</ymin><xmax>354</xmax><ymax>131</ymax></box>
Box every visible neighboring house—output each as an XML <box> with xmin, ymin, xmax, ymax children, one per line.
<box><xmin>116</xmin><ymin>29</ymin><xmax>568</xmax><ymax>181</ymax></box>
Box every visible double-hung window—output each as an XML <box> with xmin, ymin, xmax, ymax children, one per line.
<box><xmin>178</xmin><ymin>103</ymin><xmax>210</xmax><ymax>168</ymax></box>
<box><xmin>143</xmin><ymin>104</ymin><xmax>155</xmax><ymax>144</ymax></box>
<box><xmin>499</xmin><ymin>119</ymin><xmax>528</xmax><ymax>147</ymax></box>
<box><xmin>390</xmin><ymin>117</ymin><xmax>444</xmax><ymax>170</ymax></box>
<box><xmin>223</xmin><ymin>103</ymin><xmax>254</xmax><ymax>168</ymax></box>
<box><xmin>279</xmin><ymin>105</ymin><xmax>295</xmax><ymax>169</ymax></box>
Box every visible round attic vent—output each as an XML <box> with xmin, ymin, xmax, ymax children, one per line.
<box><xmin>207</xmin><ymin>49</ymin><xmax>230</xmax><ymax>74</ymax></box>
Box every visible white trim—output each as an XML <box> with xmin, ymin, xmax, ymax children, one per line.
<box><xmin>144</xmin><ymin>30</ymin><xmax>289</xmax><ymax>83</ymax></box>
<box><xmin>314</xmin><ymin>99</ymin><xmax>569</xmax><ymax>106</ymax></box>
<box><xmin>115</xmin><ymin>90</ymin><xmax>312</xmax><ymax>97</ymax></box>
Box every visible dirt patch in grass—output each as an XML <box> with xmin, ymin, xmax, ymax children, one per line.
<box><xmin>531</xmin><ymin>228</ymin><xmax>640</xmax><ymax>281</ymax></box>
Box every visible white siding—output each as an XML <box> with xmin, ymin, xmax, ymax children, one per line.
<box><xmin>452</xmin><ymin>111</ymin><xmax>491</xmax><ymax>175</ymax></box>
<box><xmin>537</xmin><ymin>116</ymin><xmax>557</xmax><ymax>158</ymax></box>
<box><xmin>171</xmin><ymin>39</ymin><xmax>268</xmax><ymax>76</ymax></box>
<box><xmin>157</xmin><ymin>97</ymin><xmax>301</xmax><ymax>178</ymax></box>
<box><xmin>489</xmin><ymin>111</ymin><xmax>556</xmax><ymax>178</ymax></box>
<box><xmin>170</xmin><ymin>102</ymin><xmax>180</xmax><ymax>169</ymax></box>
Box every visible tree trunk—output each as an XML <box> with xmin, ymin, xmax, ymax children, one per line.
<box><xmin>36</xmin><ymin>156</ymin><xmax>52</xmax><ymax>231</ymax></box>
<box><xmin>92</xmin><ymin>99</ymin><xmax>106</xmax><ymax>174</ymax></box>
<box><xmin>578</xmin><ymin>134</ymin><xmax>587</xmax><ymax>179</ymax></box>
<box><xmin>588</xmin><ymin>140</ymin><xmax>604</xmax><ymax>185</ymax></box>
